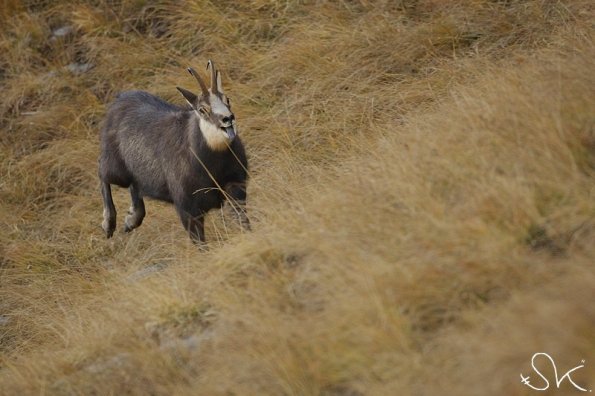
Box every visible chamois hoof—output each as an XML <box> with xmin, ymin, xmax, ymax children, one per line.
<box><xmin>124</xmin><ymin>209</ymin><xmax>143</xmax><ymax>233</ymax></box>
<box><xmin>102</xmin><ymin>220</ymin><xmax>115</xmax><ymax>238</ymax></box>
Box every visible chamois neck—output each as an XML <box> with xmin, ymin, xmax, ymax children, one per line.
<box><xmin>186</xmin><ymin>111</ymin><xmax>231</xmax><ymax>153</ymax></box>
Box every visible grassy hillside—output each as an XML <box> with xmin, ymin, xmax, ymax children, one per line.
<box><xmin>1</xmin><ymin>1</ymin><xmax>594</xmax><ymax>394</ymax></box>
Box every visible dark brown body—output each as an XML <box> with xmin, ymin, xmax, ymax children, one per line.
<box><xmin>98</xmin><ymin>90</ymin><xmax>249</xmax><ymax>243</ymax></box>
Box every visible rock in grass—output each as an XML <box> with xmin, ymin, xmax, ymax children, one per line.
<box><xmin>52</xmin><ymin>26</ymin><xmax>73</xmax><ymax>38</ymax></box>
<box><xmin>66</xmin><ymin>62</ymin><xmax>94</xmax><ymax>75</ymax></box>
<box><xmin>127</xmin><ymin>262</ymin><xmax>168</xmax><ymax>282</ymax></box>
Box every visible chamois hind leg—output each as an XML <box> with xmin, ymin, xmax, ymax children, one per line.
<box><xmin>101</xmin><ymin>181</ymin><xmax>117</xmax><ymax>238</ymax></box>
<box><xmin>124</xmin><ymin>183</ymin><xmax>145</xmax><ymax>233</ymax></box>
<box><xmin>176</xmin><ymin>205</ymin><xmax>206</xmax><ymax>244</ymax></box>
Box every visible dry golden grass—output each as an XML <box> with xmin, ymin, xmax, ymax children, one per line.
<box><xmin>1</xmin><ymin>1</ymin><xmax>594</xmax><ymax>395</ymax></box>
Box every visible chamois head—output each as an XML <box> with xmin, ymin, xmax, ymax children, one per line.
<box><xmin>177</xmin><ymin>60</ymin><xmax>237</xmax><ymax>151</ymax></box>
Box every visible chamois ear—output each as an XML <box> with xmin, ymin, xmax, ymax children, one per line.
<box><xmin>176</xmin><ymin>87</ymin><xmax>199</xmax><ymax>108</ymax></box>
<box><xmin>216</xmin><ymin>70</ymin><xmax>223</xmax><ymax>94</ymax></box>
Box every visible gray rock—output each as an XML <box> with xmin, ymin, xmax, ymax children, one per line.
<box><xmin>159</xmin><ymin>334</ymin><xmax>205</xmax><ymax>352</ymax></box>
<box><xmin>66</xmin><ymin>62</ymin><xmax>94</xmax><ymax>75</ymax></box>
<box><xmin>85</xmin><ymin>353</ymin><xmax>129</xmax><ymax>374</ymax></box>
<box><xmin>0</xmin><ymin>315</ymin><xmax>9</xmax><ymax>325</ymax></box>
<box><xmin>127</xmin><ymin>262</ymin><xmax>168</xmax><ymax>282</ymax></box>
<box><xmin>52</xmin><ymin>26</ymin><xmax>73</xmax><ymax>38</ymax></box>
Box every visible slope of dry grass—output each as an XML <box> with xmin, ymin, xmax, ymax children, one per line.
<box><xmin>0</xmin><ymin>1</ymin><xmax>594</xmax><ymax>395</ymax></box>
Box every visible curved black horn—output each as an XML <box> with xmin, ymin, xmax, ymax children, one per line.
<box><xmin>206</xmin><ymin>60</ymin><xmax>218</xmax><ymax>94</ymax></box>
<box><xmin>187</xmin><ymin>67</ymin><xmax>208</xmax><ymax>97</ymax></box>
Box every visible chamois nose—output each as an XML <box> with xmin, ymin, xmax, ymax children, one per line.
<box><xmin>222</xmin><ymin>116</ymin><xmax>232</xmax><ymax>124</ymax></box>
<box><xmin>223</xmin><ymin>125</ymin><xmax>236</xmax><ymax>140</ymax></box>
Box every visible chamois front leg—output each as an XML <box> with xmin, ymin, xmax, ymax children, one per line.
<box><xmin>225</xmin><ymin>181</ymin><xmax>251</xmax><ymax>231</ymax></box>
<box><xmin>176</xmin><ymin>204</ymin><xmax>206</xmax><ymax>244</ymax></box>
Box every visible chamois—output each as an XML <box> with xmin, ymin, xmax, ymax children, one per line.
<box><xmin>98</xmin><ymin>61</ymin><xmax>250</xmax><ymax>244</ymax></box>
